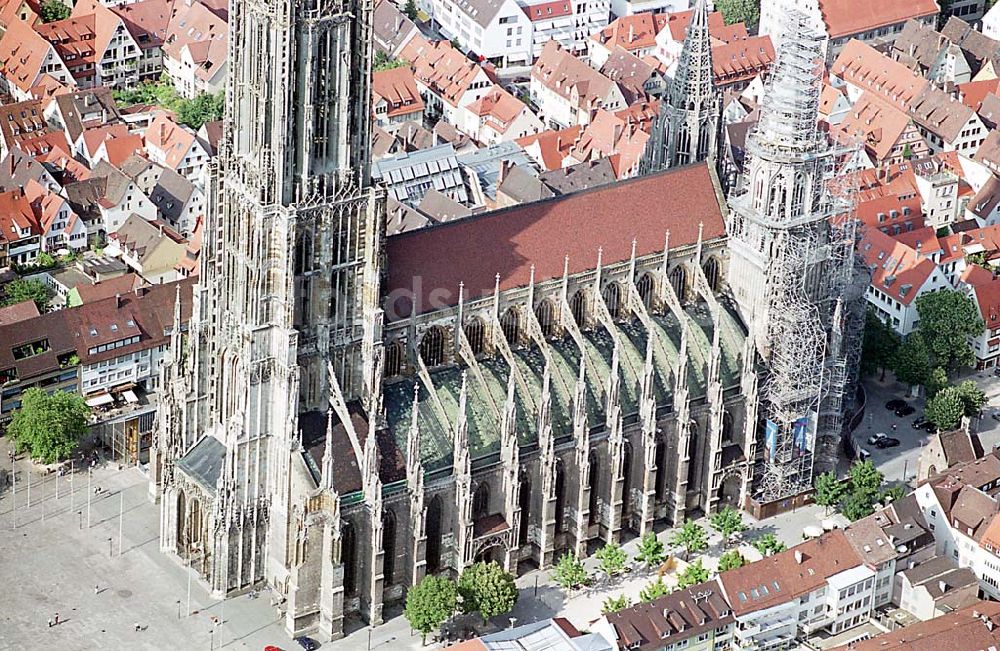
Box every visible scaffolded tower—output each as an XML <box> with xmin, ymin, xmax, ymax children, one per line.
<box><xmin>641</xmin><ymin>0</ymin><xmax>717</xmax><ymax>173</ymax></box>
<box><xmin>725</xmin><ymin>13</ymin><xmax>865</xmax><ymax>503</ymax></box>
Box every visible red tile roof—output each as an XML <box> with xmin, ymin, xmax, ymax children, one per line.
<box><xmin>712</xmin><ymin>36</ymin><xmax>775</xmax><ymax>87</ymax></box>
<box><xmin>523</xmin><ymin>0</ymin><xmax>573</xmax><ymax>21</ymax></box>
<box><xmin>958</xmin><ymin>78</ymin><xmax>1000</xmax><ymax>112</ymax></box>
<box><xmin>832</xmin><ymin>91</ymin><xmax>919</xmax><ymax>162</ymax></box>
<box><xmin>590</xmin><ymin>13</ymin><xmax>668</xmax><ymax>51</ymax></box>
<box><xmin>516</xmin><ymin>125</ymin><xmax>582</xmax><ymax>171</ymax></box>
<box><xmin>385</xmin><ymin>163</ymin><xmax>724</xmax><ymax>319</ymax></box>
<box><xmin>372</xmin><ymin>66</ymin><xmax>424</xmax><ymax>119</ymax></box>
<box><xmin>663</xmin><ymin>8</ymin><xmax>734</xmax><ymax>42</ymax></box>
<box><xmin>402</xmin><ymin>39</ymin><xmax>488</xmax><ymax>108</ymax></box>
<box><xmin>0</xmin><ymin>19</ymin><xmax>57</xmax><ymax>94</ymax></box>
<box><xmin>859</xmin><ymin>226</ymin><xmax>938</xmax><ymax>306</ymax></box>
<box><xmin>830</xmin><ymin>601</ymin><xmax>1000</xmax><ymax>651</ymax></box>
<box><xmin>833</xmin><ymin>40</ymin><xmax>928</xmax><ymax>111</ymax></box>
<box><xmin>819</xmin><ymin>0</ymin><xmax>939</xmax><ymax>39</ymax></box>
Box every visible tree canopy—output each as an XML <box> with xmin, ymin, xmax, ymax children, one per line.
<box><xmin>925</xmin><ymin>387</ymin><xmax>967</xmax><ymax>431</ymax></box>
<box><xmin>914</xmin><ymin>290</ymin><xmax>984</xmax><ymax>374</ymax></box>
<box><xmin>404</xmin><ymin>575</ymin><xmax>457</xmax><ymax>645</ymax></box>
<box><xmin>2</xmin><ymin>278</ymin><xmax>52</xmax><ymax>311</ymax></box>
<box><xmin>457</xmin><ymin>562</ymin><xmax>518</xmax><ymax>624</ymax></box>
<box><xmin>671</xmin><ymin>520</ymin><xmax>708</xmax><ymax>560</ymax></box>
<box><xmin>752</xmin><ymin>533</ymin><xmax>786</xmax><ymax>557</ymax></box>
<box><xmin>813</xmin><ymin>471</ymin><xmax>846</xmax><ymax>513</ymax></box>
<box><xmin>40</xmin><ymin>0</ymin><xmax>70</xmax><ymax>22</ymax></box>
<box><xmin>861</xmin><ymin>310</ymin><xmax>900</xmax><ymax>378</ymax></box>
<box><xmin>714</xmin><ymin>0</ymin><xmax>759</xmax><ymax>28</ymax></box>
<box><xmin>113</xmin><ymin>79</ymin><xmax>223</xmax><ymax>129</ymax></box>
<box><xmin>634</xmin><ymin>531</ymin><xmax>667</xmax><ymax>567</ymax></box>
<box><xmin>840</xmin><ymin>460</ymin><xmax>886</xmax><ymax>521</ymax></box>
<box><xmin>8</xmin><ymin>389</ymin><xmax>90</xmax><ymax>463</ymax></box>
<box><xmin>718</xmin><ymin>550</ymin><xmax>746</xmax><ymax>571</ymax></box>
<box><xmin>709</xmin><ymin>507</ymin><xmax>747</xmax><ymax>544</ymax></box>
<box><xmin>602</xmin><ymin>594</ymin><xmax>631</xmax><ymax>614</ymax></box>
<box><xmin>639</xmin><ymin>577</ymin><xmax>671</xmax><ymax>602</ymax></box>
<box><xmin>551</xmin><ymin>552</ymin><xmax>590</xmax><ymax>590</ymax></box>
<box><xmin>676</xmin><ymin>559</ymin><xmax>710</xmax><ymax>589</ymax></box>
<box><xmin>892</xmin><ymin>332</ymin><xmax>933</xmax><ymax>388</ymax></box>
<box><xmin>595</xmin><ymin>541</ymin><xmax>630</xmax><ymax>577</ymax></box>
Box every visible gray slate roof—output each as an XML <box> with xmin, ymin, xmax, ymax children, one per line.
<box><xmin>176</xmin><ymin>435</ymin><xmax>226</xmax><ymax>493</ymax></box>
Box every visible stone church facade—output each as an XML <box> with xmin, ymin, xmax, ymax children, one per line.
<box><xmin>147</xmin><ymin>0</ymin><xmax>851</xmax><ymax>643</ymax></box>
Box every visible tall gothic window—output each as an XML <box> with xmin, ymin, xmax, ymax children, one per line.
<box><xmin>669</xmin><ymin>265</ymin><xmax>687</xmax><ymax>302</ymax></box>
<box><xmin>570</xmin><ymin>289</ymin><xmax>588</xmax><ymax>328</ymax></box>
<box><xmin>501</xmin><ymin>307</ymin><xmax>521</xmax><ymax>346</ymax></box>
<box><xmin>702</xmin><ymin>257</ymin><xmax>720</xmax><ymax>293</ymax></box>
<box><xmin>636</xmin><ymin>273</ymin><xmax>655</xmax><ymax>309</ymax></box>
<box><xmin>535</xmin><ymin>299</ymin><xmax>557</xmax><ymax>338</ymax></box>
<box><xmin>686</xmin><ymin>421</ymin><xmax>700</xmax><ymax>490</ymax></box>
<box><xmin>621</xmin><ymin>442</ymin><xmax>633</xmax><ymax>521</ymax></box>
<box><xmin>426</xmin><ymin>497</ymin><xmax>443</xmax><ymax>573</ymax></box>
<box><xmin>518</xmin><ymin>478</ymin><xmax>531</xmax><ymax>545</ymax></box>
<box><xmin>465</xmin><ymin>317</ymin><xmax>486</xmax><ymax>356</ymax></box>
<box><xmin>588</xmin><ymin>451</ymin><xmax>600</xmax><ymax>526</ymax></box>
<box><xmin>603</xmin><ymin>282</ymin><xmax>623</xmax><ymax>320</ymax></box>
<box><xmin>342</xmin><ymin>522</ymin><xmax>357</xmax><ymax>595</ymax></box>
<box><xmin>419</xmin><ymin>326</ymin><xmax>445</xmax><ymax>367</ymax></box>
<box><xmin>654</xmin><ymin>440</ymin><xmax>668</xmax><ymax>500</ymax></box>
<box><xmin>382</xmin><ymin>511</ymin><xmax>396</xmax><ymax>585</ymax></box>
<box><xmin>722</xmin><ymin>411</ymin><xmax>735</xmax><ymax>444</ymax></box>
<box><xmin>384</xmin><ymin>340</ymin><xmax>404</xmax><ymax>378</ymax></box>
<box><xmin>554</xmin><ymin>464</ymin><xmax>566</xmax><ymax>534</ymax></box>
<box><xmin>473</xmin><ymin>482</ymin><xmax>490</xmax><ymax>519</ymax></box>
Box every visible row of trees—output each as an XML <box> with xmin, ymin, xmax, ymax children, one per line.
<box><xmin>814</xmin><ymin>461</ymin><xmax>903</xmax><ymax>522</ymax></box>
<box><xmin>863</xmin><ymin>290</ymin><xmax>988</xmax><ymax>430</ymax></box>
<box><xmin>113</xmin><ymin>76</ymin><xmax>224</xmax><ymax>130</ymax></box>
<box><xmin>404</xmin><ymin>562</ymin><xmax>518</xmax><ymax>645</ymax></box>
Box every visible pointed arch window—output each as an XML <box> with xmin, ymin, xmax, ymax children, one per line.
<box><xmin>473</xmin><ymin>482</ymin><xmax>490</xmax><ymax>519</ymax></box>
<box><xmin>702</xmin><ymin>257</ymin><xmax>720</xmax><ymax>293</ymax></box>
<box><xmin>570</xmin><ymin>289</ymin><xmax>589</xmax><ymax>328</ymax></box>
<box><xmin>535</xmin><ymin>299</ymin><xmax>557</xmax><ymax>338</ymax></box>
<box><xmin>501</xmin><ymin>307</ymin><xmax>521</xmax><ymax>346</ymax></box>
<box><xmin>382</xmin><ymin>511</ymin><xmax>397</xmax><ymax>585</ymax></box>
<box><xmin>342</xmin><ymin>521</ymin><xmax>357</xmax><ymax>595</ymax></box>
<box><xmin>669</xmin><ymin>265</ymin><xmax>687</xmax><ymax>302</ymax></box>
<box><xmin>636</xmin><ymin>273</ymin><xmax>655</xmax><ymax>310</ymax></box>
<box><xmin>419</xmin><ymin>326</ymin><xmax>445</xmax><ymax>367</ymax></box>
<box><xmin>384</xmin><ymin>340</ymin><xmax>404</xmax><ymax>378</ymax></box>
<box><xmin>464</xmin><ymin>317</ymin><xmax>486</xmax><ymax>356</ymax></box>
<box><xmin>603</xmin><ymin>282</ymin><xmax>624</xmax><ymax>320</ymax></box>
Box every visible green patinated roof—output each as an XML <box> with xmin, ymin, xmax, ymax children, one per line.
<box><xmin>384</xmin><ymin>301</ymin><xmax>747</xmax><ymax>472</ymax></box>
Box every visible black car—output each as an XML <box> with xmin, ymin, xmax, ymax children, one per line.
<box><xmin>295</xmin><ymin>637</ymin><xmax>319</xmax><ymax>651</ymax></box>
<box><xmin>886</xmin><ymin>399</ymin><xmax>907</xmax><ymax>410</ymax></box>
<box><xmin>895</xmin><ymin>405</ymin><xmax>916</xmax><ymax>417</ymax></box>
<box><xmin>912</xmin><ymin>417</ymin><xmax>926</xmax><ymax>429</ymax></box>
<box><xmin>875</xmin><ymin>437</ymin><xmax>901</xmax><ymax>448</ymax></box>
<box><xmin>922</xmin><ymin>421</ymin><xmax>937</xmax><ymax>433</ymax></box>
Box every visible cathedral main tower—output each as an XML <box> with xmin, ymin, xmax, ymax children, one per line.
<box><xmin>150</xmin><ymin>0</ymin><xmax>385</xmax><ymax>637</ymax></box>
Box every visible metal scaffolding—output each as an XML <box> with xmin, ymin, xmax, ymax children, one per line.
<box><xmin>726</xmin><ymin>11</ymin><xmax>867</xmax><ymax>503</ymax></box>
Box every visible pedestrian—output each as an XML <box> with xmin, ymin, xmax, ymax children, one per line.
<box><xmin>94</xmin><ymin>585</ymin><xmax>99</xmax><ymax>595</ymax></box>
<box><xmin>54</xmin><ymin>613</ymin><xmax>59</xmax><ymax>625</ymax></box>
<box><xmin>47</xmin><ymin>618</ymin><xmax>52</xmax><ymax>628</ymax></box>
<box><xmin>134</xmin><ymin>622</ymin><xmax>141</xmax><ymax>632</ymax></box>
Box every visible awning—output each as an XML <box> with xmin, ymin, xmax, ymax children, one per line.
<box><xmin>85</xmin><ymin>393</ymin><xmax>114</xmax><ymax>407</ymax></box>
<box><xmin>111</xmin><ymin>382</ymin><xmax>137</xmax><ymax>393</ymax></box>
<box><xmin>122</xmin><ymin>390</ymin><xmax>139</xmax><ymax>404</ymax></box>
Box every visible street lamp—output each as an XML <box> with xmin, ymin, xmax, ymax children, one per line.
<box><xmin>78</xmin><ymin>510</ymin><xmax>82</xmax><ymax>530</ymax></box>
<box><xmin>107</xmin><ymin>537</ymin><xmax>113</xmax><ymax>558</ymax></box>
<box><xmin>176</xmin><ymin>600</ymin><xmax>181</xmax><ymax>620</ymax></box>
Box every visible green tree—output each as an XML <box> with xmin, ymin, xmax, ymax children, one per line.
<box><xmin>718</xmin><ymin>550</ymin><xmax>746</xmax><ymax>571</ymax></box>
<box><xmin>880</xmin><ymin>485</ymin><xmax>906</xmax><ymax>504</ymax></box>
<box><xmin>955</xmin><ymin>380</ymin><xmax>988</xmax><ymax>416</ymax></box>
<box><xmin>714</xmin><ymin>0</ymin><xmax>760</xmax><ymax>28</ymax></box>
<box><xmin>39</xmin><ymin>0</ymin><xmax>70</xmax><ymax>22</ymax></box>
<box><xmin>752</xmin><ymin>533</ymin><xmax>786</xmax><ymax>557</ymax></box>
<box><xmin>457</xmin><ymin>561</ymin><xmax>518</xmax><ymax>624</ymax></box>
<box><xmin>967</xmin><ymin>251</ymin><xmax>990</xmax><ymax>266</ymax></box>
<box><xmin>676</xmin><ymin>559</ymin><xmax>710</xmax><ymax>589</ymax></box>
<box><xmin>404</xmin><ymin>575</ymin><xmax>457</xmax><ymax>645</ymax></box>
<box><xmin>374</xmin><ymin>50</ymin><xmax>410</xmax><ymax>71</ymax></box>
<box><xmin>639</xmin><ymin>576</ymin><xmax>670</xmax><ymax>602</ymax></box>
<box><xmin>404</xmin><ymin>0</ymin><xmax>419</xmax><ymax>19</ymax></box>
<box><xmin>914</xmin><ymin>290</ymin><xmax>984</xmax><ymax>374</ymax></box>
<box><xmin>634</xmin><ymin>531</ymin><xmax>667</xmax><ymax>567</ymax></box>
<box><xmin>841</xmin><ymin>490</ymin><xmax>878</xmax><ymax>521</ymax></box>
<box><xmin>892</xmin><ymin>332</ymin><xmax>932</xmax><ymax>388</ymax></box>
<box><xmin>813</xmin><ymin>471</ymin><xmax>846</xmax><ymax>514</ymax></box>
<box><xmin>925</xmin><ymin>387</ymin><xmax>966</xmax><ymax>431</ymax></box>
<box><xmin>2</xmin><ymin>278</ymin><xmax>52</xmax><ymax>311</ymax></box>
<box><xmin>595</xmin><ymin>541</ymin><xmax>630</xmax><ymax>577</ymax></box>
<box><xmin>861</xmin><ymin>310</ymin><xmax>901</xmax><ymax>379</ymax></box>
<box><xmin>7</xmin><ymin>389</ymin><xmax>90</xmax><ymax>463</ymax></box>
<box><xmin>175</xmin><ymin>91</ymin><xmax>225</xmax><ymax>129</ymax></box>
<box><xmin>902</xmin><ymin>143</ymin><xmax>914</xmax><ymax>159</ymax></box>
<box><xmin>926</xmin><ymin>366</ymin><xmax>949</xmax><ymax>398</ymax></box>
<box><xmin>709</xmin><ymin>507</ymin><xmax>747</xmax><ymax>545</ymax></box>
<box><xmin>551</xmin><ymin>552</ymin><xmax>590</xmax><ymax>590</ymax></box>
<box><xmin>36</xmin><ymin>251</ymin><xmax>56</xmax><ymax>268</ymax></box>
<box><xmin>602</xmin><ymin>594</ymin><xmax>631</xmax><ymax>614</ymax></box>
<box><xmin>849</xmin><ymin>460</ymin><xmax>884</xmax><ymax>501</ymax></box>
<box><xmin>671</xmin><ymin>519</ymin><xmax>708</xmax><ymax>560</ymax></box>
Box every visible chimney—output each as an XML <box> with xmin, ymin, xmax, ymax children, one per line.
<box><xmin>115</xmin><ymin>293</ymin><xmax>121</xmax><ymax>308</ymax></box>
<box><xmin>629</xmin><ymin>24</ymin><xmax>635</xmax><ymax>43</ymax></box>
<box><xmin>938</xmin><ymin>580</ymin><xmax>948</xmax><ymax>594</ymax></box>
<box><xmin>794</xmin><ymin>550</ymin><xmax>804</xmax><ymax>564</ymax></box>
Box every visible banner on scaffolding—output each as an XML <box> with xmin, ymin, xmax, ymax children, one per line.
<box><xmin>765</xmin><ymin>419</ymin><xmax>778</xmax><ymax>460</ymax></box>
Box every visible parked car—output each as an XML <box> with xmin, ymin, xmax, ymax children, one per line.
<box><xmin>295</xmin><ymin>638</ymin><xmax>319</xmax><ymax>651</ymax></box>
<box><xmin>886</xmin><ymin>399</ymin><xmax>907</xmax><ymax>410</ymax></box>
<box><xmin>912</xmin><ymin>417</ymin><xmax>926</xmax><ymax>429</ymax></box>
<box><xmin>922</xmin><ymin>421</ymin><xmax>937</xmax><ymax>432</ymax></box>
<box><xmin>875</xmin><ymin>437</ymin><xmax>900</xmax><ymax>449</ymax></box>
<box><xmin>858</xmin><ymin>448</ymin><xmax>871</xmax><ymax>461</ymax></box>
<box><xmin>895</xmin><ymin>405</ymin><xmax>916</xmax><ymax>417</ymax></box>
<box><xmin>868</xmin><ymin>432</ymin><xmax>887</xmax><ymax>445</ymax></box>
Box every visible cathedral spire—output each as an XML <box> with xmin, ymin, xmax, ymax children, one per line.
<box><xmin>322</xmin><ymin>408</ymin><xmax>335</xmax><ymax>490</ymax></box>
<box><xmin>641</xmin><ymin>0</ymin><xmax>717</xmax><ymax>173</ymax></box>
